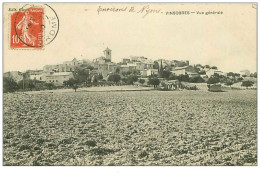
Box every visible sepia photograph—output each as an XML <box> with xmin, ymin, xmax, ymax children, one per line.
<box><xmin>2</xmin><ymin>2</ymin><xmax>257</xmax><ymax>166</ymax></box>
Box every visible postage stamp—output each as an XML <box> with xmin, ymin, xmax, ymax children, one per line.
<box><xmin>10</xmin><ymin>6</ymin><xmax>44</xmax><ymax>49</ymax></box>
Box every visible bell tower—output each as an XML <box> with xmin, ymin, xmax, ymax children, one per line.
<box><xmin>103</xmin><ymin>47</ymin><xmax>112</xmax><ymax>62</ymax></box>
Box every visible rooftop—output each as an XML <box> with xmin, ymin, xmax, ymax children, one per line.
<box><xmin>104</xmin><ymin>47</ymin><xmax>111</xmax><ymax>51</ymax></box>
<box><xmin>172</xmin><ymin>66</ymin><xmax>189</xmax><ymax>70</ymax></box>
<box><xmin>47</xmin><ymin>72</ymin><xmax>73</xmax><ymax>76</ymax></box>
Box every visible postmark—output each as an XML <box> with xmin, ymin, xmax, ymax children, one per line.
<box><xmin>9</xmin><ymin>4</ymin><xmax>59</xmax><ymax>49</ymax></box>
<box><xmin>43</xmin><ymin>4</ymin><xmax>59</xmax><ymax>46</ymax></box>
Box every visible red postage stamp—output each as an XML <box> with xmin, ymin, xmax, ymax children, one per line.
<box><xmin>10</xmin><ymin>7</ymin><xmax>44</xmax><ymax>49</ymax></box>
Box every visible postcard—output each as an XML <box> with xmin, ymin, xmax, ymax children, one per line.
<box><xmin>3</xmin><ymin>3</ymin><xmax>257</xmax><ymax>166</ymax></box>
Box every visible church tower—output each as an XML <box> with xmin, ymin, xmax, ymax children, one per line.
<box><xmin>103</xmin><ymin>47</ymin><xmax>112</xmax><ymax>62</ymax></box>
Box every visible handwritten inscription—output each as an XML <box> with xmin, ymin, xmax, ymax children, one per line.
<box><xmin>96</xmin><ymin>5</ymin><xmax>224</xmax><ymax>18</ymax></box>
<box><xmin>97</xmin><ymin>5</ymin><xmax>162</xmax><ymax>18</ymax></box>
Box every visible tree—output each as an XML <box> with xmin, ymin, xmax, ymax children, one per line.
<box><xmin>122</xmin><ymin>71</ymin><xmax>127</xmax><ymax>76</ymax></box>
<box><xmin>250</xmin><ymin>72</ymin><xmax>257</xmax><ymax>78</ymax></box>
<box><xmin>227</xmin><ymin>72</ymin><xmax>235</xmax><ymax>77</ymax></box>
<box><xmin>131</xmin><ymin>75</ymin><xmax>139</xmax><ymax>83</ymax></box>
<box><xmin>126</xmin><ymin>76</ymin><xmax>134</xmax><ymax>85</ymax></box>
<box><xmin>45</xmin><ymin>83</ymin><xmax>55</xmax><ymax>90</ymax></box>
<box><xmin>28</xmin><ymin>80</ymin><xmax>36</xmax><ymax>91</ymax></box>
<box><xmin>177</xmin><ymin>74</ymin><xmax>189</xmax><ymax>82</ymax></box>
<box><xmin>162</xmin><ymin>70</ymin><xmax>171</xmax><ymax>79</ymax></box>
<box><xmin>138</xmin><ymin>79</ymin><xmax>145</xmax><ymax>85</ymax></box>
<box><xmin>198</xmin><ymin>70</ymin><xmax>206</xmax><ymax>75</ymax></box>
<box><xmin>80</xmin><ymin>63</ymin><xmax>94</xmax><ymax>71</ymax></box>
<box><xmin>189</xmin><ymin>76</ymin><xmax>205</xmax><ymax>83</ymax></box>
<box><xmin>3</xmin><ymin>77</ymin><xmax>19</xmax><ymax>93</ymax></box>
<box><xmin>211</xmin><ymin>66</ymin><xmax>218</xmax><ymax>70</ymax></box>
<box><xmin>225</xmin><ymin>80</ymin><xmax>234</xmax><ymax>88</ymax></box>
<box><xmin>168</xmin><ymin>74</ymin><xmax>177</xmax><ymax>80</ymax></box>
<box><xmin>108</xmin><ymin>74</ymin><xmax>121</xmax><ymax>84</ymax></box>
<box><xmin>65</xmin><ymin>78</ymin><xmax>79</xmax><ymax>92</ymax></box>
<box><xmin>73</xmin><ymin>67</ymin><xmax>89</xmax><ymax>85</ymax></box>
<box><xmin>17</xmin><ymin>79</ymin><xmax>36</xmax><ymax>91</ymax></box>
<box><xmin>97</xmin><ymin>74</ymin><xmax>103</xmax><ymax>80</ymax></box>
<box><xmin>115</xmin><ymin>67</ymin><xmax>120</xmax><ymax>74</ymax></box>
<box><xmin>132</xmin><ymin>70</ymin><xmax>140</xmax><ymax>75</ymax></box>
<box><xmin>126</xmin><ymin>71</ymin><xmax>132</xmax><ymax>76</ymax></box>
<box><xmin>148</xmin><ymin>77</ymin><xmax>160</xmax><ymax>88</ymax></box>
<box><xmin>92</xmin><ymin>76</ymin><xmax>98</xmax><ymax>85</ymax></box>
<box><xmin>121</xmin><ymin>77</ymin><xmax>128</xmax><ymax>84</ymax></box>
<box><xmin>194</xmin><ymin>66</ymin><xmax>200</xmax><ymax>73</ymax></box>
<box><xmin>241</xmin><ymin>81</ymin><xmax>254</xmax><ymax>89</ymax></box>
<box><xmin>86</xmin><ymin>65</ymin><xmax>94</xmax><ymax>70</ymax></box>
<box><xmin>207</xmin><ymin>76</ymin><xmax>220</xmax><ymax>84</ymax></box>
<box><xmin>237</xmin><ymin>77</ymin><xmax>244</xmax><ymax>82</ymax></box>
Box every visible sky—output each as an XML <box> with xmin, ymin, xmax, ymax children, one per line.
<box><xmin>4</xmin><ymin>3</ymin><xmax>257</xmax><ymax>73</ymax></box>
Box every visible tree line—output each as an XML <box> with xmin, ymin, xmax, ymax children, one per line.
<box><xmin>4</xmin><ymin>64</ymin><xmax>256</xmax><ymax>93</ymax></box>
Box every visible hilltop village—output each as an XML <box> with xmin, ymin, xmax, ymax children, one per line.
<box><xmin>3</xmin><ymin>47</ymin><xmax>256</xmax><ymax>92</ymax></box>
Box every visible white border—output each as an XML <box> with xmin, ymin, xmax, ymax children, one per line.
<box><xmin>1</xmin><ymin>1</ymin><xmax>259</xmax><ymax>184</ymax></box>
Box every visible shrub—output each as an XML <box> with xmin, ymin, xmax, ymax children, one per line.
<box><xmin>177</xmin><ymin>74</ymin><xmax>189</xmax><ymax>82</ymax></box>
<box><xmin>241</xmin><ymin>81</ymin><xmax>254</xmax><ymax>89</ymax></box>
<box><xmin>207</xmin><ymin>76</ymin><xmax>220</xmax><ymax>84</ymax></box>
<box><xmin>64</xmin><ymin>78</ymin><xmax>79</xmax><ymax>92</ymax></box>
<box><xmin>185</xmin><ymin>85</ymin><xmax>198</xmax><ymax>90</ymax></box>
<box><xmin>148</xmin><ymin>77</ymin><xmax>160</xmax><ymax>88</ymax></box>
<box><xmin>138</xmin><ymin>79</ymin><xmax>145</xmax><ymax>85</ymax></box>
<box><xmin>225</xmin><ymin>81</ymin><xmax>234</xmax><ymax>87</ymax></box>
<box><xmin>3</xmin><ymin>77</ymin><xmax>19</xmax><ymax>93</ymax></box>
<box><xmin>189</xmin><ymin>76</ymin><xmax>205</xmax><ymax>83</ymax></box>
<box><xmin>85</xmin><ymin>140</ymin><xmax>97</xmax><ymax>147</ymax></box>
<box><xmin>161</xmin><ymin>70</ymin><xmax>171</xmax><ymax>79</ymax></box>
<box><xmin>108</xmin><ymin>74</ymin><xmax>121</xmax><ymax>84</ymax></box>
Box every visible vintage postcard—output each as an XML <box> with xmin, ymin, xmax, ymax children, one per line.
<box><xmin>3</xmin><ymin>3</ymin><xmax>257</xmax><ymax>166</ymax></box>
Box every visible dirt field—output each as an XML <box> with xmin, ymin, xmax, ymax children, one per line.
<box><xmin>3</xmin><ymin>90</ymin><xmax>257</xmax><ymax>166</ymax></box>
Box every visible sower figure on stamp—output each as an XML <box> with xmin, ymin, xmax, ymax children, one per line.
<box><xmin>16</xmin><ymin>10</ymin><xmax>39</xmax><ymax>46</ymax></box>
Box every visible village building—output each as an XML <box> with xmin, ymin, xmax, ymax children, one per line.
<box><xmin>92</xmin><ymin>47</ymin><xmax>120</xmax><ymax>78</ymax></box>
<box><xmin>172</xmin><ymin>60</ymin><xmax>190</xmax><ymax>67</ymax></box>
<box><xmin>171</xmin><ymin>66</ymin><xmax>197</xmax><ymax>76</ymax></box>
<box><xmin>122</xmin><ymin>58</ymin><xmax>131</xmax><ymax>64</ymax></box>
<box><xmin>200</xmin><ymin>74</ymin><xmax>208</xmax><ymax>79</ymax></box>
<box><xmin>4</xmin><ymin>71</ymin><xmax>24</xmax><ymax>82</ymax></box>
<box><xmin>205</xmin><ymin>68</ymin><xmax>218</xmax><ymax>77</ymax></box>
<box><xmin>130</xmin><ymin>56</ymin><xmax>148</xmax><ymax>62</ymax></box>
<box><xmin>134</xmin><ymin>62</ymin><xmax>145</xmax><ymax>71</ymax></box>
<box><xmin>43</xmin><ymin>58</ymin><xmax>81</xmax><ymax>72</ymax></box>
<box><xmin>187</xmin><ymin>72</ymin><xmax>200</xmax><ymax>78</ymax></box>
<box><xmin>97</xmin><ymin>62</ymin><xmax>118</xmax><ymax>77</ymax></box>
<box><xmin>240</xmin><ymin>70</ymin><xmax>250</xmax><ymax>77</ymax></box>
<box><xmin>90</xmin><ymin>69</ymin><xmax>99</xmax><ymax>78</ymax></box>
<box><xmin>143</xmin><ymin>61</ymin><xmax>154</xmax><ymax>70</ymax></box>
<box><xmin>44</xmin><ymin>72</ymin><xmax>74</xmax><ymax>86</ymax></box>
<box><xmin>126</xmin><ymin>63</ymin><xmax>137</xmax><ymax>71</ymax></box>
<box><xmin>28</xmin><ymin>71</ymin><xmax>74</xmax><ymax>86</ymax></box>
<box><xmin>205</xmin><ymin>69</ymin><xmax>226</xmax><ymax>77</ymax></box>
<box><xmin>214</xmin><ymin>70</ymin><xmax>226</xmax><ymax>77</ymax></box>
<box><xmin>120</xmin><ymin>65</ymin><xmax>130</xmax><ymax>74</ymax></box>
<box><xmin>160</xmin><ymin>80</ymin><xmax>181</xmax><ymax>90</ymax></box>
<box><xmin>43</xmin><ymin>65</ymin><xmax>58</xmax><ymax>72</ymax></box>
<box><xmin>30</xmin><ymin>73</ymin><xmax>43</xmax><ymax>81</ymax></box>
<box><xmin>141</xmin><ymin>69</ymin><xmax>159</xmax><ymax>77</ymax></box>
